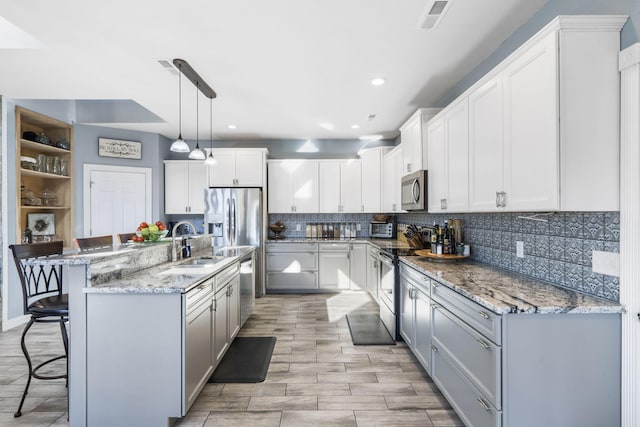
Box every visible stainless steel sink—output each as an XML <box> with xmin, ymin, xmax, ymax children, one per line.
<box><xmin>186</xmin><ymin>256</ymin><xmax>226</xmax><ymax>265</ymax></box>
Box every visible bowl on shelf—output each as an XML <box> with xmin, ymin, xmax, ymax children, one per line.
<box><xmin>269</xmin><ymin>221</ymin><xmax>286</xmax><ymax>240</ymax></box>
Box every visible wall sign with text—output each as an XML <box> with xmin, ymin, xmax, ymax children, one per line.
<box><xmin>98</xmin><ymin>138</ymin><xmax>142</xmax><ymax>159</ymax></box>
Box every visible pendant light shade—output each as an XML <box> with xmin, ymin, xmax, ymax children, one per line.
<box><xmin>205</xmin><ymin>97</ymin><xmax>217</xmax><ymax>165</ymax></box>
<box><xmin>170</xmin><ymin>64</ymin><xmax>190</xmax><ymax>153</ymax></box>
<box><xmin>189</xmin><ymin>82</ymin><xmax>206</xmax><ymax>160</ymax></box>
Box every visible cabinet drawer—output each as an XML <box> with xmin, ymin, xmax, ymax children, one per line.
<box><xmin>267</xmin><ymin>272</ymin><xmax>318</xmax><ymax>289</ymax></box>
<box><xmin>399</xmin><ymin>262</ymin><xmax>431</xmax><ymax>293</ymax></box>
<box><xmin>319</xmin><ymin>243</ymin><xmax>350</xmax><ymax>252</ymax></box>
<box><xmin>433</xmin><ymin>305</ymin><xmax>501</xmax><ymax>409</ymax></box>
<box><xmin>266</xmin><ymin>242</ymin><xmax>318</xmax><ymax>253</ymax></box>
<box><xmin>216</xmin><ymin>263</ymin><xmax>239</xmax><ymax>291</ymax></box>
<box><xmin>432</xmin><ymin>345</ymin><xmax>502</xmax><ymax>427</ymax></box>
<box><xmin>431</xmin><ymin>281</ymin><xmax>502</xmax><ymax>345</ymax></box>
<box><xmin>266</xmin><ymin>252</ymin><xmax>317</xmax><ymax>271</ymax></box>
<box><xmin>185</xmin><ymin>280</ymin><xmax>214</xmax><ymax>310</ymax></box>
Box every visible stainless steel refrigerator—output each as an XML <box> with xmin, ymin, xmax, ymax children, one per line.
<box><xmin>204</xmin><ymin>188</ymin><xmax>264</xmax><ymax>300</ymax></box>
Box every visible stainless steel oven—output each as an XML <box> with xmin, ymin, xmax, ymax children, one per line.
<box><xmin>377</xmin><ymin>250</ymin><xmax>397</xmax><ymax>339</ymax></box>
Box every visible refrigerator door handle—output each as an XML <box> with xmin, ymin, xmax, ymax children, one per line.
<box><xmin>226</xmin><ymin>198</ymin><xmax>231</xmax><ymax>242</ymax></box>
<box><xmin>231</xmin><ymin>197</ymin><xmax>237</xmax><ymax>246</ymax></box>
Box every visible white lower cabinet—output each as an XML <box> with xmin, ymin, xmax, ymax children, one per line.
<box><xmin>318</xmin><ymin>243</ymin><xmax>350</xmax><ymax>289</ymax></box>
<box><xmin>349</xmin><ymin>243</ymin><xmax>367</xmax><ymax>290</ymax></box>
<box><xmin>266</xmin><ymin>242</ymin><xmax>319</xmax><ymax>291</ymax></box>
<box><xmin>366</xmin><ymin>245</ymin><xmax>380</xmax><ymax>299</ymax></box>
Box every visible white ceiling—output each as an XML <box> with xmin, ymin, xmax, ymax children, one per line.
<box><xmin>0</xmin><ymin>0</ymin><xmax>548</xmax><ymax>141</ymax></box>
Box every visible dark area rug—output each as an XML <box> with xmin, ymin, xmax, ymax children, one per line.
<box><xmin>346</xmin><ymin>313</ymin><xmax>395</xmax><ymax>345</ymax></box>
<box><xmin>209</xmin><ymin>336</ymin><xmax>276</xmax><ymax>383</ymax></box>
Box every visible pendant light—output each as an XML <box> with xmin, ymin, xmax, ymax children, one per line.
<box><xmin>170</xmin><ymin>63</ymin><xmax>190</xmax><ymax>153</ymax></box>
<box><xmin>205</xmin><ymin>97</ymin><xmax>217</xmax><ymax>165</ymax></box>
<box><xmin>189</xmin><ymin>82</ymin><xmax>206</xmax><ymax>160</ymax></box>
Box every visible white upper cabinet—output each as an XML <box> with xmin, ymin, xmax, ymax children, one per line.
<box><xmin>207</xmin><ymin>149</ymin><xmax>266</xmax><ymax>187</ymax></box>
<box><xmin>427</xmin><ymin>98</ymin><xmax>469</xmax><ymax>213</ymax></box>
<box><xmin>462</xmin><ymin>15</ymin><xmax>625</xmax><ymax>212</ymax></box>
<box><xmin>360</xmin><ymin>147</ymin><xmax>392</xmax><ymax>213</ymax></box>
<box><xmin>468</xmin><ymin>75</ymin><xmax>504</xmax><ymax>211</ymax></box>
<box><xmin>267</xmin><ymin>160</ymin><xmax>319</xmax><ymax>213</ymax></box>
<box><xmin>400</xmin><ymin>108</ymin><xmax>441</xmax><ymax>175</ymax></box>
<box><xmin>319</xmin><ymin>160</ymin><xmax>362</xmax><ymax>213</ymax></box>
<box><xmin>164</xmin><ymin>161</ymin><xmax>208</xmax><ymax>214</ymax></box>
<box><xmin>382</xmin><ymin>146</ymin><xmax>404</xmax><ymax>213</ymax></box>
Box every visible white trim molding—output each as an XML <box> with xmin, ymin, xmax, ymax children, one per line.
<box><xmin>618</xmin><ymin>42</ymin><xmax>640</xmax><ymax>427</ymax></box>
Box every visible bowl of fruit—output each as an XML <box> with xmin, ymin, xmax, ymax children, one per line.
<box><xmin>136</xmin><ymin>221</ymin><xmax>168</xmax><ymax>242</ymax></box>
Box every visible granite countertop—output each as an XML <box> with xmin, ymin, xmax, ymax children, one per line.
<box><xmin>399</xmin><ymin>256</ymin><xmax>622</xmax><ymax>315</ymax></box>
<box><xmin>27</xmin><ymin>236</ymin><xmax>253</xmax><ymax>295</ymax></box>
<box><xmin>84</xmin><ymin>245</ymin><xmax>254</xmax><ymax>295</ymax></box>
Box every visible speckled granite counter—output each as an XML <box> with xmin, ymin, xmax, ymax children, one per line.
<box><xmin>400</xmin><ymin>256</ymin><xmax>621</xmax><ymax>315</ymax></box>
<box><xmin>26</xmin><ymin>235</ymin><xmax>253</xmax><ymax>294</ymax></box>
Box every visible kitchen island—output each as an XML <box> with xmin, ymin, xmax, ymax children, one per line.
<box><xmin>29</xmin><ymin>237</ymin><xmax>254</xmax><ymax>427</ymax></box>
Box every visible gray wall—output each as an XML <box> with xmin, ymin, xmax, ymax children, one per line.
<box><xmin>73</xmin><ymin>124</ymin><xmax>171</xmax><ymax>237</ymax></box>
<box><xmin>166</xmin><ymin>138</ymin><xmax>396</xmax><ymax>161</ymax></box>
<box><xmin>436</xmin><ymin>0</ymin><xmax>636</xmax><ymax>107</ymax></box>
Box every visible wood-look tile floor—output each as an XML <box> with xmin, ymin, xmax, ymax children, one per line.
<box><xmin>0</xmin><ymin>292</ymin><xmax>464</xmax><ymax>427</ymax></box>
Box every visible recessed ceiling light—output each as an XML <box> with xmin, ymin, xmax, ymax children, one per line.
<box><xmin>318</xmin><ymin>123</ymin><xmax>334</xmax><ymax>130</ymax></box>
<box><xmin>371</xmin><ymin>78</ymin><xmax>386</xmax><ymax>86</ymax></box>
<box><xmin>227</xmin><ymin>124</ymin><xmax>237</xmax><ymax>129</ymax></box>
<box><xmin>351</xmin><ymin>124</ymin><xmax>360</xmax><ymax>129</ymax></box>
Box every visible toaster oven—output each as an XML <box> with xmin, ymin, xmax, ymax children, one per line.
<box><xmin>370</xmin><ymin>222</ymin><xmax>394</xmax><ymax>238</ymax></box>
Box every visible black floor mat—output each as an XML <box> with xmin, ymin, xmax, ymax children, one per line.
<box><xmin>209</xmin><ymin>336</ymin><xmax>276</xmax><ymax>383</ymax></box>
<box><xmin>346</xmin><ymin>313</ymin><xmax>395</xmax><ymax>345</ymax></box>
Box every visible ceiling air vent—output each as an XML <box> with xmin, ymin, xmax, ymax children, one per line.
<box><xmin>418</xmin><ymin>0</ymin><xmax>452</xmax><ymax>30</ymax></box>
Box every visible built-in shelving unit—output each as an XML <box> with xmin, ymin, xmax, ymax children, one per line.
<box><xmin>16</xmin><ymin>107</ymin><xmax>74</xmax><ymax>248</ymax></box>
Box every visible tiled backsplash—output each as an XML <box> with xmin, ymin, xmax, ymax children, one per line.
<box><xmin>269</xmin><ymin>211</ymin><xmax>620</xmax><ymax>302</ymax></box>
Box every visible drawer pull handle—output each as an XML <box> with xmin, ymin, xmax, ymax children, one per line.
<box><xmin>431</xmin><ymin>304</ymin><xmax>439</xmax><ymax>310</ymax></box>
<box><xmin>478</xmin><ymin>311</ymin><xmax>490</xmax><ymax>319</ymax></box>
<box><xmin>476</xmin><ymin>339</ymin><xmax>490</xmax><ymax>349</ymax></box>
<box><xmin>431</xmin><ymin>344</ymin><xmax>439</xmax><ymax>353</ymax></box>
<box><xmin>477</xmin><ymin>398</ymin><xmax>491</xmax><ymax>411</ymax></box>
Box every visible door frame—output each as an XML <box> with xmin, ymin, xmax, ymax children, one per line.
<box><xmin>83</xmin><ymin>164</ymin><xmax>152</xmax><ymax>236</ymax></box>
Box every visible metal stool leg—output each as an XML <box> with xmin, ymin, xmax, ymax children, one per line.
<box><xmin>14</xmin><ymin>318</ymin><xmax>35</xmax><ymax>418</ymax></box>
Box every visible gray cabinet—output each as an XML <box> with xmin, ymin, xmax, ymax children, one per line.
<box><xmin>427</xmin><ymin>274</ymin><xmax>620</xmax><ymax>427</ymax></box>
<box><xmin>213</xmin><ymin>263</ymin><xmax>240</xmax><ymax>367</ymax></box>
<box><xmin>184</xmin><ymin>280</ymin><xmax>214</xmax><ymax>410</ymax></box>
<box><xmin>398</xmin><ymin>262</ymin><xmax>432</xmax><ymax>374</ymax></box>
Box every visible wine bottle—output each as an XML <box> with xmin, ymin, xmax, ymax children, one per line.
<box><xmin>443</xmin><ymin>220</ymin><xmax>450</xmax><ymax>254</ymax></box>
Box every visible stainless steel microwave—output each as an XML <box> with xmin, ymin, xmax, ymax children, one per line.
<box><xmin>400</xmin><ymin>170</ymin><xmax>428</xmax><ymax>211</ymax></box>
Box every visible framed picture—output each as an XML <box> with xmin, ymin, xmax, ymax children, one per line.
<box><xmin>98</xmin><ymin>138</ymin><xmax>142</xmax><ymax>160</ymax></box>
<box><xmin>27</xmin><ymin>213</ymin><xmax>56</xmax><ymax>236</ymax></box>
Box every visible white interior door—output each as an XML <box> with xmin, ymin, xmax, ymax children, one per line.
<box><xmin>84</xmin><ymin>164</ymin><xmax>152</xmax><ymax>237</ymax></box>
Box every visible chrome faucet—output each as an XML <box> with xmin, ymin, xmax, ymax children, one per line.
<box><xmin>172</xmin><ymin>221</ymin><xmax>197</xmax><ymax>262</ymax></box>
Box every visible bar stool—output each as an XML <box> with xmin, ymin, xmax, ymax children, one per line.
<box><xmin>9</xmin><ymin>241</ymin><xmax>68</xmax><ymax>418</ymax></box>
<box><xmin>73</xmin><ymin>234</ymin><xmax>113</xmax><ymax>252</ymax></box>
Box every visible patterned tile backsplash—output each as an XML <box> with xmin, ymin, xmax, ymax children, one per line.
<box><xmin>269</xmin><ymin>211</ymin><xmax>620</xmax><ymax>302</ymax></box>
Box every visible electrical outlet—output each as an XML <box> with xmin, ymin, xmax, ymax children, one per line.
<box><xmin>296</xmin><ymin>224</ymin><xmax>301</xmax><ymax>231</ymax></box>
<box><xmin>516</xmin><ymin>241</ymin><xmax>524</xmax><ymax>258</ymax></box>
<box><xmin>356</xmin><ymin>223</ymin><xmax>361</xmax><ymax>231</ymax></box>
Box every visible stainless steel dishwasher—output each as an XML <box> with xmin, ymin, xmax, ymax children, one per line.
<box><xmin>238</xmin><ymin>250</ymin><xmax>255</xmax><ymax>327</ymax></box>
